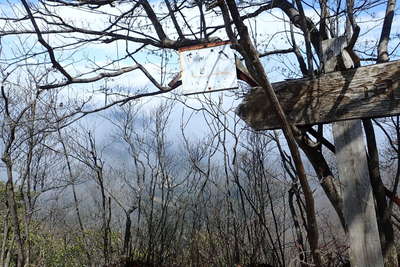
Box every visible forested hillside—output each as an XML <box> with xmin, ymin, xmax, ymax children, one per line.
<box><xmin>0</xmin><ymin>0</ymin><xmax>399</xmax><ymax>266</ymax></box>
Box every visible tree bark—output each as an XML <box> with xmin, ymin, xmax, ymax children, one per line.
<box><xmin>377</xmin><ymin>0</ymin><xmax>396</xmax><ymax>63</ymax></box>
<box><xmin>363</xmin><ymin>119</ymin><xmax>398</xmax><ymax>266</ymax></box>
<box><xmin>224</xmin><ymin>1</ymin><xmax>322</xmax><ymax>265</ymax></box>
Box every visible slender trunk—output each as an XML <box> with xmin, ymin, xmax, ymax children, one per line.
<box><xmin>296</xmin><ymin>137</ymin><xmax>346</xmax><ymax>230</ymax></box>
<box><xmin>368</xmin><ymin>0</ymin><xmax>398</xmax><ymax>262</ymax></box>
<box><xmin>363</xmin><ymin>119</ymin><xmax>398</xmax><ymax>266</ymax></box>
<box><xmin>224</xmin><ymin>2</ymin><xmax>322</xmax><ymax>265</ymax></box>
<box><xmin>295</xmin><ymin>0</ymin><xmax>315</xmax><ymax>76</ymax></box>
<box><xmin>58</xmin><ymin>129</ymin><xmax>92</xmax><ymax>263</ymax></box>
<box><xmin>377</xmin><ymin>0</ymin><xmax>396</xmax><ymax>62</ymax></box>
<box><xmin>123</xmin><ymin>207</ymin><xmax>135</xmax><ymax>259</ymax></box>
<box><xmin>2</xmin><ymin>156</ymin><xmax>24</xmax><ymax>267</ymax></box>
<box><xmin>0</xmin><ymin>211</ymin><xmax>9</xmax><ymax>267</ymax></box>
<box><xmin>4</xmin><ymin>232</ymin><xmax>14</xmax><ymax>267</ymax></box>
<box><xmin>97</xmin><ymin>170</ymin><xmax>110</xmax><ymax>265</ymax></box>
<box><xmin>289</xmin><ymin>186</ymin><xmax>307</xmax><ymax>267</ymax></box>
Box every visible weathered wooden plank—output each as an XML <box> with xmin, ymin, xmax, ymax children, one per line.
<box><xmin>333</xmin><ymin>120</ymin><xmax>384</xmax><ymax>267</ymax></box>
<box><xmin>236</xmin><ymin>60</ymin><xmax>400</xmax><ymax>130</ymax></box>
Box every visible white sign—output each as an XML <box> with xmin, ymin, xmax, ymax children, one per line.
<box><xmin>179</xmin><ymin>42</ymin><xmax>238</xmax><ymax>95</ymax></box>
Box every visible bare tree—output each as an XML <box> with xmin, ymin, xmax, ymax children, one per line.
<box><xmin>1</xmin><ymin>0</ymin><xmax>400</xmax><ymax>266</ymax></box>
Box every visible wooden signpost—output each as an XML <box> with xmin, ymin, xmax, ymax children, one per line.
<box><xmin>236</xmin><ymin>39</ymin><xmax>395</xmax><ymax>266</ymax></box>
<box><xmin>172</xmin><ymin>40</ymin><xmax>400</xmax><ymax>266</ymax></box>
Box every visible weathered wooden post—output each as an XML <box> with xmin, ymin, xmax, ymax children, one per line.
<box><xmin>322</xmin><ymin>37</ymin><xmax>384</xmax><ymax>267</ymax></box>
<box><xmin>332</xmin><ymin>119</ymin><xmax>384</xmax><ymax>266</ymax></box>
